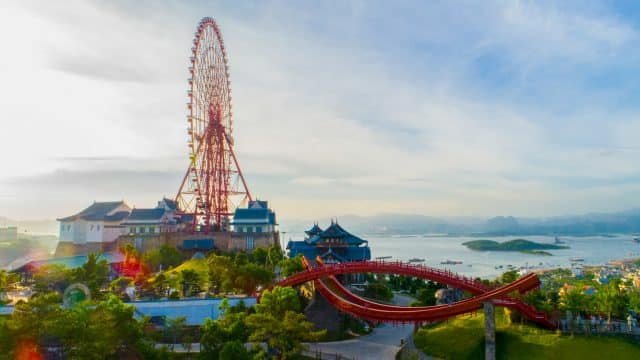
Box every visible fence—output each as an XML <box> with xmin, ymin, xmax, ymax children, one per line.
<box><xmin>557</xmin><ymin>319</ymin><xmax>640</xmax><ymax>337</ymax></box>
<box><xmin>302</xmin><ymin>349</ymin><xmax>356</xmax><ymax>360</ymax></box>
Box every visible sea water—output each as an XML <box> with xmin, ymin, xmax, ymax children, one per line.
<box><xmin>363</xmin><ymin>234</ymin><xmax>640</xmax><ymax>279</ymax></box>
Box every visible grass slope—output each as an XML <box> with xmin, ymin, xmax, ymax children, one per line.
<box><xmin>414</xmin><ymin>309</ymin><xmax>640</xmax><ymax>360</ymax></box>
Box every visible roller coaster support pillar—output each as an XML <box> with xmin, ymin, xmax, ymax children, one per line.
<box><xmin>484</xmin><ymin>302</ymin><xmax>496</xmax><ymax>360</ymax></box>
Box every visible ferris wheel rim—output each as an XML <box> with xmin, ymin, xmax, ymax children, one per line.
<box><xmin>188</xmin><ymin>17</ymin><xmax>234</xmax><ymax>156</ymax></box>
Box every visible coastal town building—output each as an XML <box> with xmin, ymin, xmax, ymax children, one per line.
<box><xmin>286</xmin><ymin>221</ymin><xmax>371</xmax><ymax>263</ymax></box>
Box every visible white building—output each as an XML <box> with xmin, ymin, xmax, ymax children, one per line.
<box><xmin>57</xmin><ymin>201</ymin><xmax>131</xmax><ymax>244</ymax></box>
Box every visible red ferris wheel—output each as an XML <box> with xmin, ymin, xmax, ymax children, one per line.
<box><xmin>176</xmin><ymin>17</ymin><xmax>252</xmax><ymax>233</ymax></box>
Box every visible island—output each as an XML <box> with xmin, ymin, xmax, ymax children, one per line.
<box><xmin>462</xmin><ymin>239</ymin><xmax>569</xmax><ymax>255</ymax></box>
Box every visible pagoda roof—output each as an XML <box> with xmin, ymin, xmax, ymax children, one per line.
<box><xmin>306</xmin><ymin>221</ymin><xmax>367</xmax><ymax>246</ymax></box>
<box><xmin>305</xmin><ymin>223</ymin><xmax>323</xmax><ymax>237</ymax></box>
<box><xmin>57</xmin><ymin>201</ymin><xmax>129</xmax><ymax>222</ymax></box>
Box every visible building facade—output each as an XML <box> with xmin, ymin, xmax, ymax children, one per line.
<box><xmin>57</xmin><ymin>198</ymin><xmax>279</xmax><ymax>256</ymax></box>
<box><xmin>57</xmin><ymin>201</ymin><xmax>132</xmax><ymax>245</ymax></box>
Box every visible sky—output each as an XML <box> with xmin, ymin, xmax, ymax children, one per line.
<box><xmin>1</xmin><ymin>0</ymin><xmax>640</xmax><ymax>221</ymax></box>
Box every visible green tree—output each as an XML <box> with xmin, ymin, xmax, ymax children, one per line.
<box><xmin>501</xmin><ymin>270</ymin><xmax>519</xmax><ymax>284</ymax></box>
<box><xmin>55</xmin><ymin>295</ymin><xmax>142</xmax><ymax>359</ymax></box>
<box><xmin>32</xmin><ymin>264</ymin><xmax>70</xmax><ymax>294</ymax></box>
<box><xmin>219</xmin><ymin>340</ymin><xmax>250</xmax><ymax>360</ymax></box>
<box><xmin>278</xmin><ymin>256</ymin><xmax>304</xmax><ymax>277</ymax></box>
<box><xmin>596</xmin><ymin>280</ymin><xmax>628</xmax><ymax>322</ymax></box>
<box><xmin>629</xmin><ymin>289</ymin><xmax>640</xmax><ymax>313</ymax></box>
<box><xmin>245</xmin><ymin>311</ymin><xmax>324</xmax><ymax>359</ymax></box>
<box><xmin>234</xmin><ymin>252</ymin><xmax>249</xmax><ymax>266</ymax></box>
<box><xmin>363</xmin><ymin>283</ymin><xmax>393</xmax><ymax>302</ymax></box>
<box><xmin>180</xmin><ymin>269</ymin><xmax>201</xmax><ymax>297</ymax></box>
<box><xmin>267</xmin><ymin>245</ymin><xmax>284</xmax><ymax>267</ymax></box>
<box><xmin>0</xmin><ymin>270</ymin><xmax>19</xmax><ymax>293</ymax></box>
<box><xmin>560</xmin><ymin>288</ymin><xmax>588</xmax><ymax>316</ymax></box>
<box><xmin>255</xmin><ymin>287</ymin><xmax>301</xmax><ymax>317</ymax></box>
<box><xmin>152</xmin><ymin>272</ymin><xmax>170</xmax><ymax>298</ymax></box>
<box><xmin>234</xmin><ymin>263</ymin><xmax>274</xmax><ymax>295</ymax></box>
<box><xmin>6</xmin><ymin>293</ymin><xmax>62</xmax><ymax>347</ymax></box>
<box><xmin>251</xmin><ymin>247</ymin><xmax>268</xmax><ymax>265</ymax></box>
<box><xmin>208</xmin><ymin>254</ymin><xmax>234</xmax><ymax>293</ymax></box>
<box><xmin>70</xmin><ymin>253</ymin><xmax>109</xmax><ymax>299</ymax></box>
<box><xmin>159</xmin><ymin>244</ymin><xmax>183</xmax><ymax>270</ymax></box>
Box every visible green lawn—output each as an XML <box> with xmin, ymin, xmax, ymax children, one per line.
<box><xmin>161</xmin><ymin>259</ymin><xmax>209</xmax><ymax>288</ymax></box>
<box><xmin>414</xmin><ymin>309</ymin><xmax>640</xmax><ymax>359</ymax></box>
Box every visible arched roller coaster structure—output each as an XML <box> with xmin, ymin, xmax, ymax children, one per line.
<box><xmin>274</xmin><ymin>257</ymin><xmax>555</xmax><ymax>328</ymax></box>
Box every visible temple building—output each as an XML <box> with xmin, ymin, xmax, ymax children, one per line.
<box><xmin>286</xmin><ymin>221</ymin><xmax>371</xmax><ymax>263</ymax></box>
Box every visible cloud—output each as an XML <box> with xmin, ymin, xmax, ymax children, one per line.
<box><xmin>2</xmin><ymin>1</ymin><xmax>640</xmax><ymax>220</ymax></box>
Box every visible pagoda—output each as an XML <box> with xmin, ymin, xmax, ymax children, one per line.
<box><xmin>286</xmin><ymin>221</ymin><xmax>371</xmax><ymax>264</ymax></box>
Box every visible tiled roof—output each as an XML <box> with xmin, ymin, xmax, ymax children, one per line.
<box><xmin>57</xmin><ymin>201</ymin><xmax>129</xmax><ymax>222</ymax></box>
<box><xmin>306</xmin><ymin>222</ymin><xmax>367</xmax><ymax>246</ymax></box>
<box><xmin>124</xmin><ymin>208</ymin><xmax>166</xmax><ymax>221</ymax></box>
<box><xmin>305</xmin><ymin>223</ymin><xmax>323</xmax><ymax>237</ymax></box>
<box><xmin>162</xmin><ymin>198</ymin><xmax>178</xmax><ymax>210</ymax></box>
<box><xmin>104</xmin><ymin>211</ymin><xmax>131</xmax><ymax>222</ymax></box>
<box><xmin>249</xmin><ymin>200</ymin><xmax>268</xmax><ymax>209</ymax></box>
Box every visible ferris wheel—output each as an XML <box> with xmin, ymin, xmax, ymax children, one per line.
<box><xmin>176</xmin><ymin>17</ymin><xmax>251</xmax><ymax>233</ymax></box>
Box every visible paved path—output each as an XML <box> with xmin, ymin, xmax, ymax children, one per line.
<box><xmin>306</xmin><ymin>293</ymin><xmax>419</xmax><ymax>359</ymax></box>
<box><xmin>307</xmin><ymin>323</ymin><xmax>414</xmax><ymax>359</ymax></box>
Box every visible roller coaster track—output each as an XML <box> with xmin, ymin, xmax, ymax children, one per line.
<box><xmin>275</xmin><ymin>257</ymin><xmax>555</xmax><ymax>328</ymax></box>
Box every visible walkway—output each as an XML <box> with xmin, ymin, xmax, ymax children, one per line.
<box><xmin>305</xmin><ymin>293</ymin><xmax>419</xmax><ymax>360</ymax></box>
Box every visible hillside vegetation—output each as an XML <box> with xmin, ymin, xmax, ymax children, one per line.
<box><xmin>463</xmin><ymin>239</ymin><xmax>568</xmax><ymax>253</ymax></box>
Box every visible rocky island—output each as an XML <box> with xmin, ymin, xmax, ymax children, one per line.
<box><xmin>462</xmin><ymin>239</ymin><xmax>569</xmax><ymax>255</ymax></box>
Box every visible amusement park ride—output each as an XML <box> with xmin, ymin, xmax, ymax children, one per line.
<box><xmin>276</xmin><ymin>257</ymin><xmax>556</xmax><ymax>328</ymax></box>
<box><xmin>177</xmin><ymin>18</ymin><xmax>554</xmax><ymax>328</ymax></box>
<box><xmin>176</xmin><ymin>18</ymin><xmax>252</xmax><ymax>233</ymax></box>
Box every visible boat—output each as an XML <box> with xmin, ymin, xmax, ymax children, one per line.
<box><xmin>375</xmin><ymin>256</ymin><xmax>392</xmax><ymax>260</ymax></box>
<box><xmin>554</xmin><ymin>236</ymin><xmax>565</xmax><ymax>245</ymax></box>
<box><xmin>570</xmin><ymin>257</ymin><xmax>584</xmax><ymax>262</ymax></box>
<box><xmin>408</xmin><ymin>258</ymin><xmax>425</xmax><ymax>263</ymax></box>
<box><xmin>633</xmin><ymin>237</ymin><xmax>640</xmax><ymax>244</ymax></box>
<box><xmin>440</xmin><ymin>260</ymin><xmax>463</xmax><ymax>265</ymax></box>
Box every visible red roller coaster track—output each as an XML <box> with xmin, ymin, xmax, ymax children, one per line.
<box><xmin>274</xmin><ymin>258</ymin><xmax>555</xmax><ymax>328</ymax></box>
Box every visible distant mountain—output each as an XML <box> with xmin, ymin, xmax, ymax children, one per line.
<box><xmin>280</xmin><ymin>209</ymin><xmax>640</xmax><ymax>236</ymax></box>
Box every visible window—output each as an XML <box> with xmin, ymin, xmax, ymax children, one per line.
<box><xmin>67</xmin><ymin>225</ymin><xmax>71</xmax><ymax>231</ymax></box>
<box><xmin>246</xmin><ymin>236</ymin><xmax>255</xmax><ymax>250</ymax></box>
<box><xmin>247</xmin><ymin>227</ymin><xmax>253</xmax><ymax>233</ymax></box>
<box><xmin>130</xmin><ymin>227</ymin><xmax>136</xmax><ymax>234</ymax></box>
<box><xmin>90</xmin><ymin>225</ymin><xmax>94</xmax><ymax>231</ymax></box>
<box><xmin>256</xmin><ymin>226</ymin><xmax>262</xmax><ymax>233</ymax></box>
<box><xmin>139</xmin><ymin>227</ymin><xmax>145</xmax><ymax>233</ymax></box>
<box><xmin>97</xmin><ymin>225</ymin><xmax>100</xmax><ymax>231</ymax></box>
<box><xmin>149</xmin><ymin>227</ymin><xmax>155</xmax><ymax>233</ymax></box>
